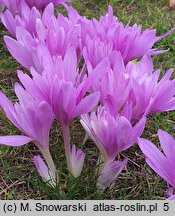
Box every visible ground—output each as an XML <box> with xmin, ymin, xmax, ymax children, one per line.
<box><xmin>0</xmin><ymin>0</ymin><xmax>175</xmax><ymax>199</ymax></box>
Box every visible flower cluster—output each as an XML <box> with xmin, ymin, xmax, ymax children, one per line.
<box><xmin>0</xmin><ymin>0</ymin><xmax>71</xmax><ymax>14</ymax></box>
<box><xmin>0</xmin><ymin>1</ymin><xmax>174</xmax><ymax>198</ymax></box>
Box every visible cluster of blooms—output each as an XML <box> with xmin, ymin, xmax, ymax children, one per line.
<box><xmin>0</xmin><ymin>1</ymin><xmax>175</xmax><ymax>198</ymax></box>
<box><xmin>0</xmin><ymin>0</ymin><xmax>70</xmax><ymax>13</ymax></box>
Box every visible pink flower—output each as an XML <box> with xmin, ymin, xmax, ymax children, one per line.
<box><xmin>34</xmin><ymin>155</ymin><xmax>56</xmax><ymax>186</ymax></box>
<box><xmin>126</xmin><ymin>55</ymin><xmax>175</xmax><ymax>119</ymax></box>
<box><xmin>81</xmin><ymin>6</ymin><xmax>173</xmax><ymax>67</ymax></box>
<box><xmin>69</xmin><ymin>144</ymin><xmax>85</xmax><ymax>178</ymax></box>
<box><xmin>81</xmin><ymin>107</ymin><xmax>146</xmax><ymax>163</ymax></box>
<box><xmin>97</xmin><ymin>159</ymin><xmax>128</xmax><ymax>190</ymax></box>
<box><xmin>92</xmin><ymin>52</ymin><xmax>130</xmax><ymax>117</ymax></box>
<box><xmin>16</xmin><ymin>46</ymin><xmax>106</xmax><ymax>125</ymax></box>
<box><xmin>1</xmin><ymin>3</ymin><xmax>41</xmax><ymax>37</ymax></box>
<box><xmin>25</xmin><ymin>0</ymin><xmax>71</xmax><ymax>10</ymax></box>
<box><xmin>16</xmin><ymin>47</ymin><xmax>109</xmax><ymax>177</ymax></box>
<box><xmin>81</xmin><ymin>106</ymin><xmax>145</xmax><ymax>189</ymax></box>
<box><xmin>93</xmin><ymin>52</ymin><xmax>175</xmax><ymax>121</ymax></box>
<box><xmin>0</xmin><ymin>84</ymin><xmax>56</xmax><ymax>182</ymax></box>
<box><xmin>2</xmin><ymin>0</ymin><xmax>71</xmax><ymax>14</ymax></box>
<box><xmin>138</xmin><ymin>129</ymin><xmax>175</xmax><ymax>200</ymax></box>
<box><xmin>3</xmin><ymin>4</ymin><xmax>80</xmax><ymax>72</ymax></box>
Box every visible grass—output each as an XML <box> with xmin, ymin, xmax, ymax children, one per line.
<box><xmin>0</xmin><ymin>0</ymin><xmax>175</xmax><ymax>200</ymax></box>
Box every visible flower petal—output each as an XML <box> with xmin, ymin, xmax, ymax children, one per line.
<box><xmin>69</xmin><ymin>144</ymin><xmax>85</xmax><ymax>178</ymax></box>
<box><xmin>4</xmin><ymin>36</ymin><xmax>33</xmax><ymax>70</ymax></box>
<box><xmin>167</xmin><ymin>195</ymin><xmax>175</xmax><ymax>200</ymax></box>
<box><xmin>97</xmin><ymin>159</ymin><xmax>128</xmax><ymax>190</ymax></box>
<box><xmin>73</xmin><ymin>92</ymin><xmax>100</xmax><ymax>118</ymax></box>
<box><xmin>158</xmin><ymin>129</ymin><xmax>175</xmax><ymax>160</ymax></box>
<box><xmin>0</xmin><ymin>135</ymin><xmax>34</xmax><ymax>146</ymax></box>
<box><xmin>34</xmin><ymin>155</ymin><xmax>55</xmax><ymax>185</ymax></box>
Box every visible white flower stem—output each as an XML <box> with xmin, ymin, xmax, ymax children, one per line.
<box><xmin>62</xmin><ymin>124</ymin><xmax>71</xmax><ymax>171</ymax></box>
<box><xmin>40</xmin><ymin>148</ymin><xmax>56</xmax><ymax>180</ymax></box>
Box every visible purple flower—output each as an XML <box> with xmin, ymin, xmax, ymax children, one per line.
<box><xmin>167</xmin><ymin>195</ymin><xmax>175</xmax><ymax>200</ymax></box>
<box><xmin>3</xmin><ymin>4</ymin><xmax>80</xmax><ymax>72</ymax></box>
<box><xmin>16</xmin><ymin>47</ymin><xmax>109</xmax><ymax>176</ymax></box>
<box><xmin>17</xmin><ymin>46</ymin><xmax>106</xmax><ymax>125</ymax></box>
<box><xmin>4</xmin><ymin>31</ymin><xmax>50</xmax><ymax>73</ymax></box>
<box><xmin>0</xmin><ymin>83</ymin><xmax>56</xmax><ymax>183</ymax></box>
<box><xmin>94</xmin><ymin>53</ymin><xmax>175</xmax><ymax>120</ymax></box>
<box><xmin>92</xmin><ymin>52</ymin><xmax>130</xmax><ymax>117</ymax></box>
<box><xmin>2</xmin><ymin>0</ymin><xmax>22</xmax><ymax>15</ymax></box>
<box><xmin>34</xmin><ymin>155</ymin><xmax>56</xmax><ymax>186</ymax></box>
<box><xmin>138</xmin><ymin>129</ymin><xmax>175</xmax><ymax>200</ymax></box>
<box><xmin>81</xmin><ymin>107</ymin><xmax>146</xmax><ymax>163</ymax></box>
<box><xmin>81</xmin><ymin>6</ymin><xmax>173</xmax><ymax>67</ymax></box>
<box><xmin>3</xmin><ymin>4</ymin><xmax>172</xmax><ymax>75</ymax></box>
<box><xmin>69</xmin><ymin>144</ymin><xmax>85</xmax><ymax>178</ymax></box>
<box><xmin>2</xmin><ymin>0</ymin><xmax>71</xmax><ymax>14</ymax></box>
<box><xmin>81</xmin><ymin>106</ymin><xmax>145</xmax><ymax>189</ymax></box>
<box><xmin>1</xmin><ymin>0</ymin><xmax>174</xmax><ymax>192</ymax></box>
<box><xmin>126</xmin><ymin>55</ymin><xmax>175</xmax><ymax>119</ymax></box>
<box><xmin>83</xmin><ymin>36</ymin><xmax>113</xmax><ymax>69</ymax></box>
<box><xmin>24</xmin><ymin>0</ymin><xmax>71</xmax><ymax>10</ymax></box>
<box><xmin>1</xmin><ymin>3</ymin><xmax>41</xmax><ymax>37</ymax></box>
<box><xmin>97</xmin><ymin>159</ymin><xmax>128</xmax><ymax>190</ymax></box>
